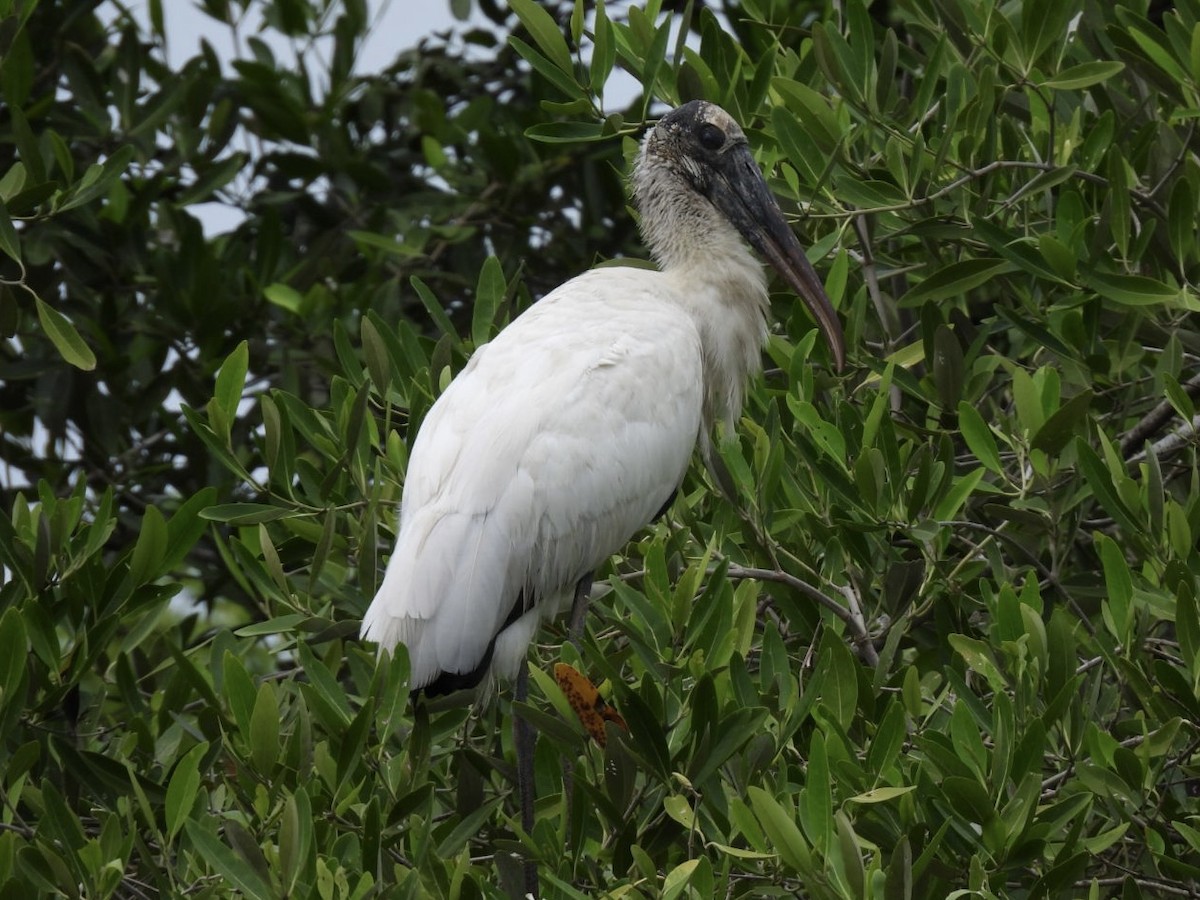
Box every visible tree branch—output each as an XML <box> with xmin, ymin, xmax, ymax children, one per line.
<box><xmin>724</xmin><ymin>563</ymin><xmax>880</xmax><ymax>666</ymax></box>
<box><xmin>1120</xmin><ymin>371</ymin><xmax>1200</xmax><ymax>458</ymax></box>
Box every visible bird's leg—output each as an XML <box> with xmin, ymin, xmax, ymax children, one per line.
<box><xmin>561</xmin><ymin>572</ymin><xmax>594</xmax><ymax>849</ymax></box>
<box><xmin>567</xmin><ymin>573</ymin><xmax>593</xmax><ymax>646</ymax></box>
<box><xmin>514</xmin><ymin>661</ymin><xmax>539</xmax><ymax>898</ymax></box>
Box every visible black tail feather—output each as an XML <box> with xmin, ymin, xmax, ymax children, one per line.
<box><xmin>413</xmin><ymin>589</ymin><xmax>532</xmax><ymax>698</ymax></box>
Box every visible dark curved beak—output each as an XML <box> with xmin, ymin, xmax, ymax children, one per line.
<box><xmin>708</xmin><ymin>144</ymin><xmax>846</xmax><ymax>371</ymax></box>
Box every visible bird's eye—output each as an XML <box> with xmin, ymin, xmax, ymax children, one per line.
<box><xmin>697</xmin><ymin>122</ymin><xmax>725</xmax><ymax>150</ymax></box>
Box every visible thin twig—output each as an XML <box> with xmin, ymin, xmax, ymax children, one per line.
<box><xmin>809</xmin><ymin>158</ymin><xmax>1168</xmax><ymax>224</ymax></box>
<box><xmin>724</xmin><ymin>563</ymin><xmax>880</xmax><ymax>666</ymax></box>
<box><xmin>1071</xmin><ymin>876</ymin><xmax>1197</xmax><ymax>897</ymax></box>
<box><xmin>1042</xmin><ymin>732</ymin><xmax>1147</xmax><ymax>799</ymax></box>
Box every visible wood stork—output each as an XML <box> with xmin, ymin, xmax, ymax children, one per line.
<box><xmin>362</xmin><ymin>100</ymin><xmax>845</xmax><ymax>695</ymax></box>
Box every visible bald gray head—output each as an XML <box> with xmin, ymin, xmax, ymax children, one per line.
<box><xmin>632</xmin><ymin>100</ymin><xmax>846</xmax><ymax>371</ymax></box>
<box><xmin>639</xmin><ymin>101</ymin><xmax>749</xmax><ymax>195</ymax></box>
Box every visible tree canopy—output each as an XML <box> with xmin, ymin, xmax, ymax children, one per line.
<box><xmin>2</xmin><ymin>0</ymin><xmax>1200</xmax><ymax>897</ymax></box>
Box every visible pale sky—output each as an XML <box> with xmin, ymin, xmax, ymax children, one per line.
<box><xmin>139</xmin><ymin>0</ymin><xmax>490</xmax><ymax>75</ymax></box>
<box><xmin>115</xmin><ymin>1</ymin><xmax>643</xmax><ymax>232</ymax></box>
<box><xmin>113</xmin><ymin>1</ymin><xmax>496</xmax><ymax>232</ymax></box>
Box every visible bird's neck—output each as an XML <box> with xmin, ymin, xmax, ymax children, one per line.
<box><xmin>636</xmin><ymin>175</ymin><xmax>770</xmax><ymax>431</ymax></box>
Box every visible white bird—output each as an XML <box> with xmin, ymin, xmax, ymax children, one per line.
<box><xmin>362</xmin><ymin>100</ymin><xmax>845</xmax><ymax>695</ymax></box>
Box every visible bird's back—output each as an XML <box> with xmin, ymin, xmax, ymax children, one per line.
<box><xmin>362</xmin><ymin>266</ymin><xmax>705</xmax><ymax>692</ymax></box>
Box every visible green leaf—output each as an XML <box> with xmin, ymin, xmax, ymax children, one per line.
<box><xmin>435</xmin><ymin>796</ymin><xmax>505</xmax><ymax>857</ymax></box>
<box><xmin>264</xmin><ymin>283</ymin><xmax>304</xmax><ymax>314</ymax></box>
<box><xmin>178</xmin><ymin>152</ymin><xmax>250</xmax><ymax>205</ymax></box>
<box><xmin>296</xmin><ymin>644</ymin><xmax>353</xmax><ymax>727</ymax></box>
<box><xmin>958</xmin><ymin>402</ymin><xmax>1003</xmax><ymax>474</ymax></box>
<box><xmin>1096</xmin><ymin>533</ymin><xmax>1134</xmax><ymax>644</ymax></box>
<box><xmin>1040</xmin><ymin>61</ymin><xmax>1125</xmax><ymax>89</ymax></box>
<box><xmin>835</xmin><ymin>811</ymin><xmax>866</xmax><ymax>898</ymax></box>
<box><xmin>1081</xmin><ymin>821</ymin><xmax>1129</xmax><ymax>854</ymax></box>
<box><xmin>472</xmin><ymin>255</ymin><xmax>506</xmax><ymax>346</ymax></box>
<box><xmin>234</xmin><ymin>614</ymin><xmax>305</xmax><ymax>637</ymax></box>
<box><xmin>708</xmin><ymin>842</ymin><xmax>775</xmax><ymax>861</ymax></box>
<box><xmin>1021</xmin><ymin>1</ymin><xmax>1075</xmax><ymax>67</ymax></box>
<box><xmin>949</xmin><ymin>699</ymin><xmax>987</xmax><ymax>782</ymax></box>
<box><xmin>687</xmin><ymin>707</ymin><xmax>766</xmax><ymax>786</ymax></box>
<box><xmin>941</xmin><ymin>775</ymin><xmax>996</xmax><ymax>825</ymax></box>
<box><xmin>1031</xmin><ymin>390</ymin><xmax>1092</xmax><ymax>455</ymax></box>
<box><xmin>815</xmin><ymin>638</ymin><xmax>858</xmax><ymax>730</ymax></box>
<box><xmin>165</xmin><ymin>742</ymin><xmax>208</xmax><ymax>840</ymax></box>
<box><xmin>214</xmin><ymin>340</ymin><xmax>249</xmax><ymax>426</ymax></box>
<box><xmin>0</xmin><ymin>198</ymin><xmax>21</xmax><ymax>263</ymax></box>
<box><xmin>660</xmin><ymin>859</ymin><xmax>701</xmax><ymax>900</ymax></box>
<box><xmin>802</xmin><ymin>732</ymin><xmax>832</xmax><ymax>854</ymax></box>
<box><xmin>790</xmin><ymin>399</ymin><xmax>847</xmax><ymax>470</ymax></box>
<box><xmin>1168</xmin><ymin>177</ymin><xmax>1195</xmax><ymax>267</ymax></box>
<box><xmin>127</xmin><ymin>504</ymin><xmax>168</xmax><ymax>589</ymax></box>
<box><xmin>1037</xmin><ymin>232</ymin><xmax>1077</xmax><ymax>281</ymax></box>
<box><xmin>948</xmin><ymin>634</ymin><xmax>1008</xmax><ymax>692</ymax></box>
<box><xmin>773</xmin><ymin>78</ymin><xmax>841</xmax><ymax>149</ymax></box>
<box><xmin>663</xmin><ymin>794</ymin><xmax>696</xmax><ymax>830</ymax></box>
<box><xmin>0</xmin><ymin>607</ymin><xmax>29</xmax><ymax>714</ymax></box>
<box><xmin>257</xmin><ymin>523</ymin><xmax>287</xmax><ymax>595</ymax></box>
<box><xmin>524</xmin><ymin>121</ymin><xmax>606</xmax><ymax>143</ymax></box>
<box><xmin>0</xmin><ymin>26</ymin><xmax>33</xmax><ymax>107</ymax></box>
<box><xmin>771</xmin><ymin>102</ymin><xmax>828</xmax><ymax>186</ymax></box>
<box><xmin>931</xmin><ymin>325</ymin><xmax>964</xmax><ymax>410</ymax></box>
<box><xmin>509</xmin><ymin>35</ymin><xmax>583</xmax><ymax>101</ymax></box>
<box><xmin>1128</xmin><ymin>25</ymin><xmax>1188</xmax><ymax>82</ymax></box>
<box><xmin>591</xmin><ymin>0</ymin><xmax>615</xmax><ymax>95</ymax></box>
<box><xmin>348</xmin><ymin>229</ymin><xmax>422</xmax><ymax>259</ymax></box>
<box><xmin>885</xmin><ymin>835</ymin><xmax>913</xmax><ymax>900</ymax></box>
<box><xmin>223</xmin><ymin>651</ymin><xmax>257</xmax><ymax>736</ymax></box>
<box><xmin>278</xmin><ymin>788</ymin><xmax>312</xmax><ymax>895</ymax></box>
<box><xmin>1079</xmin><ymin>110</ymin><xmax>1115</xmax><ymax>170</ymax></box>
<box><xmin>57</xmin><ymin>144</ymin><xmax>136</xmax><ymax>212</ymax></box>
<box><xmin>866</xmin><ymin>698</ymin><xmax>907</xmax><ymax>777</ymax></box>
<box><xmin>1074</xmin><ymin>438</ymin><xmax>1142</xmax><ymax>536</ymax></box>
<box><xmin>1176</xmin><ymin>582</ymin><xmax>1200</xmax><ymax>687</ymax></box>
<box><xmin>508</xmin><ymin>0</ymin><xmax>574</xmax><ymax>76</ymax></box>
<box><xmin>1174</xmin><ymin>819</ymin><xmax>1200</xmax><ymax>855</ymax></box>
<box><xmin>6</xmin><ymin>106</ymin><xmax>41</xmax><ymax>186</ymax></box>
<box><xmin>748</xmin><ymin>786</ymin><xmax>813</xmax><ymax>874</ymax></box>
<box><xmin>163</xmin><ymin>487</ymin><xmax>218</xmax><ymax>573</ymax></box>
<box><xmin>200</xmin><ymin>503</ymin><xmax>301</xmax><ymax>525</ymax></box>
<box><xmin>184</xmin><ymin>821</ymin><xmax>274</xmax><ymax>900</ymax></box>
<box><xmin>899</xmin><ymin>259</ymin><xmax>1015</xmax><ymax>307</ymax></box>
<box><xmin>250</xmin><ymin>681</ymin><xmax>280</xmax><ymax>774</ymax></box>
<box><xmin>1011</xmin><ymin>367</ymin><xmax>1045</xmax><ymax>437</ymax></box>
<box><xmin>35</xmin><ymin>296</ymin><xmax>96</xmax><ymax>370</ymax></box>
<box><xmin>1085</xmin><ymin>271</ymin><xmax>1181</xmax><ymax>306</ymax></box>
<box><xmin>1106</xmin><ymin>148</ymin><xmax>1130</xmax><ymax>259</ymax></box>
<box><xmin>410</xmin><ymin>276</ymin><xmax>459</xmax><ymax>344</ymax></box>
<box><xmin>933</xmin><ymin>467</ymin><xmax>984</xmax><ymax>521</ymax></box>
<box><xmin>361</xmin><ymin>316</ymin><xmax>390</xmax><ymax>392</ymax></box>
<box><xmin>834</xmin><ymin>178</ymin><xmax>908</xmax><ymax>207</ymax></box>
<box><xmin>848</xmin><ymin>785</ymin><xmax>916</xmax><ymax>804</ymax></box>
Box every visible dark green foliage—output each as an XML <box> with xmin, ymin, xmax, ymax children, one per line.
<box><xmin>3</xmin><ymin>0</ymin><xmax>1200</xmax><ymax>896</ymax></box>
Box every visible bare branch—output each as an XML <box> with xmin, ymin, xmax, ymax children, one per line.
<box><xmin>1120</xmin><ymin>371</ymin><xmax>1200</xmax><ymax>458</ymax></box>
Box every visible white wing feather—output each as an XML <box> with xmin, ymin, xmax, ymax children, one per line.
<box><xmin>361</xmin><ymin>266</ymin><xmax>705</xmax><ymax>689</ymax></box>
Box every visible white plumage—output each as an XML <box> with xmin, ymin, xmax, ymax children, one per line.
<box><xmin>362</xmin><ymin>101</ymin><xmax>845</xmax><ymax>694</ymax></box>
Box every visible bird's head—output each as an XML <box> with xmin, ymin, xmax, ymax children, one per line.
<box><xmin>637</xmin><ymin>100</ymin><xmax>846</xmax><ymax>371</ymax></box>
